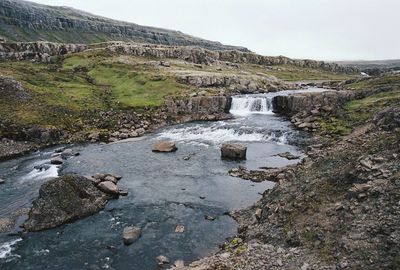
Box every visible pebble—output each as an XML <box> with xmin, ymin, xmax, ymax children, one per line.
<box><xmin>175</xmin><ymin>225</ymin><xmax>185</xmax><ymax>233</ymax></box>
<box><xmin>156</xmin><ymin>255</ymin><xmax>169</xmax><ymax>265</ymax></box>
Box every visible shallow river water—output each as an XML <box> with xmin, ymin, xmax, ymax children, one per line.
<box><xmin>0</xmin><ymin>90</ymin><xmax>324</xmax><ymax>269</ymax></box>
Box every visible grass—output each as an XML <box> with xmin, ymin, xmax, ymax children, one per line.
<box><xmin>317</xmin><ymin>87</ymin><xmax>400</xmax><ymax>135</ymax></box>
<box><xmin>346</xmin><ymin>74</ymin><xmax>400</xmax><ymax>90</ymax></box>
<box><xmin>265</xmin><ymin>64</ymin><xmax>353</xmax><ymax>82</ymax></box>
<box><xmin>0</xmin><ymin>51</ymin><xmax>191</xmax><ymax>135</ymax></box>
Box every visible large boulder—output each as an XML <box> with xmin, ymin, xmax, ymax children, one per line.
<box><xmin>24</xmin><ymin>175</ymin><xmax>111</xmax><ymax>232</ymax></box>
<box><xmin>221</xmin><ymin>144</ymin><xmax>247</xmax><ymax>160</ymax></box>
<box><xmin>152</xmin><ymin>140</ymin><xmax>178</xmax><ymax>152</ymax></box>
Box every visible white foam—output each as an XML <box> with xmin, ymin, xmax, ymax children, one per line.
<box><xmin>0</xmin><ymin>238</ymin><xmax>22</xmax><ymax>259</ymax></box>
<box><xmin>20</xmin><ymin>163</ymin><xmax>59</xmax><ymax>183</ymax></box>
<box><xmin>158</xmin><ymin>124</ymin><xmax>287</xmax><ymax>145</ymax></box>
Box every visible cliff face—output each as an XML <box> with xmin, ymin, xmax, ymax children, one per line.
<box><xmin>0</xmin><ymin>0</ymin><xmax>248</xmax><ymax>51</ymax></box>
<box><xmin>0</xmin><ymin>40</ymin><xmax>359</xmax><ymax>74</ymax></box>
<box><xmin>165</xmin><ymin>95</ymin><xmax>232</xmax><ymax>121</ymax></box>
<box><xmin>108</xmin><ymin>42</ymin><xmax>359</xmax><ymax>74</ymax></box>
<box><xmin>272</xmin><ymin>91</ymin><xmax>356</xmax><ymax>116</ymax></box>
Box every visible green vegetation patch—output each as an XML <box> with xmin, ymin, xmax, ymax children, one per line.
<box><xmin>0</xmin><ymin>51</ymin><xmax>190</xmax><ymax>134</ymax></box>
<box><xmin>318</xmin><ymin>87</ymin><xmax>400</xmax><ymax>135</ymax></box>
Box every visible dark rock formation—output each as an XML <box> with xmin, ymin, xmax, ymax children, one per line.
<box><xmin>272</xmin><ymin>90</ymin><xmax>355</xmax><ymax>117</ymax></box>
<box><xmin>165</xmin><ymin>95</ymin><xmax>232</xmax><ymax>121</ymax></box>
<box><xmin>177</xmin><ymin>73</ymin><xmax>289</xmax><ymax>93</ymax></box>
<box><xmin>24</xmin><ymin>174</ymin><xmax>111</xmax><ymax>231</ymax></box>
<box><xmin>0</xmin><ymin>42</ymin><xmax>87</xmax><ymax>62</ymax></box>
<box><xmin>0</xmin><ymin>0</ymin><xmax>247</xmax><ymax>51</ymax></box>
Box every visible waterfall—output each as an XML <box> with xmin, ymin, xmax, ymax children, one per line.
<box><xmin>230</xmin><ymin>95</ymin><xmax>274</xmax><ymax>116</ymax></box>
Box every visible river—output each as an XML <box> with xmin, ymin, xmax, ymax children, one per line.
<box><xmin>0</xmin><ymin>89</ymin><xmax>324</xmax><ymax>269</ymax></box>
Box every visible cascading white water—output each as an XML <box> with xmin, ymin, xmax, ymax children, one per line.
<box><xmin>229</xmin><ymin>95</ymin><xmax>274</xmax><ymax>116</ymax></box>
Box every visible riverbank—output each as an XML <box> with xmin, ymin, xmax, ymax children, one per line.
<box><xmin>182</xmin><ymin>75</ymin><xmax>400</xmax><ymax>269</ymax></box>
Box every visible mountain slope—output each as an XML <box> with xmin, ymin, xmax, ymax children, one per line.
<box><xmin>0</xmin><ymin>0</ymin><xmax>248</xmax><ymax>51</ymax></box>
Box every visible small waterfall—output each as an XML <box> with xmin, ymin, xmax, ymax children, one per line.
<box><xmin>229</xmin><ymin>95</ymin><xmax>274</xmax><ymax>116</ymax></box>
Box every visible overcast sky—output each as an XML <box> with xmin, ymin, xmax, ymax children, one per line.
<box><xmin>29</xmin><ymin>0</ymin><xmax>400</xmax><ymax>60</ymax></box>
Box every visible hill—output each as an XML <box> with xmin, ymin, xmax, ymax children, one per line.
<box><xmin>0</xmin><ymin>0</ymin><xmax>248</xmax><ymax>51</ymax></box>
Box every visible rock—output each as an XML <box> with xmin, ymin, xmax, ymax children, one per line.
<box><xmin>173</xmin><ymin>260</ymin><xmax>185</xmax><ymax>268</ymax></box>
<box><xmin>205</xmin><ymin>215</ymin><xmax>216</xmax><ymax>221</ymax></box>
<box><xmin>104</xmin><ymin>175</ymin><xmax>117</xmax><ymax>184</ymax></box>
<box><xmin>23</xmin><ymin>175</ymin><xmax>111</xmax><ymax>231</ymax></box>
<box><xmin>175</xmin><ymin>225</ymin><xmax>185</xmax><ymax>233</ymax></box>
<box><xmin>60</xmin><ymin>149</ymin><xmax>79</xmax><ymax>159</ymax></box>
<box><xmin>152</xmin><ymin>140</ymin><xmax>178</xmax><ymax>153</ymax></box>
<box><xmin>0</xmin><ymin>178</ymin><xmax>5</xmax><ymax>184</ymax></box>
<box><xmin>221</xmin><ymin>144</ymin><xmax>247</xmax><ymax>160</ymax></box>
<box><xmin>274</xmin><ymin>152</ymin><xmax>301</xmax><ymax>160</ymax></box>
<box><xmin>156</xmin><ymin>255</ymin><xmax>170</xmax><ymax>265</ymax></box>
<box><xmin>111</xmin><ymin>174</ymin><xmax>122</xmax><ymax>180</ymax></box>
<box><xmin>34</xmin><ymin>164</ymin><xmax>51</xmax><ymax>171</ymax></box>
<box><xmin>119</xmin><ymin>189</ymin><xmax>129</xmax><ymax>196</ymax></box>
<box><xmin>50</xmin><ymin>156</ymin><xmax>63</xmax><ymax>165</ymax></box>
<box><xmin>93</xmin><ymin>173</ymin><xmax>106</xmax><ymax>180</ymax></box>
<box><xmin>88</xmin><ymin>132</ymin><xmax>100</xmax><ymax>142</ymax></box>
<box><xmin>255</xmin><ymin>208</ymin><xmax>263</xmax><ymax>220</ymax></box>
<box><xmin>123</xmin><ymin>226</ymin><xmax>141</xmax><ymax>245</ymax></box>
<box><xmin>373</xmin><ymin>107</ymin><xmax>400</xmax><ymax>131</ymax></box>
<box><xmin>97</xmin><ymin>181</ymin><xmax>119</xmax><ymax>195</ymax></box>
<box><xmin>136</xmin><ymin>128</ymin><xmax>145</xmax><ymax>136</ymax></box>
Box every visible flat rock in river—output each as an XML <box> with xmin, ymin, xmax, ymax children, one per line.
<box><xmin>23</xmin><ymin>174</ymin><xmax>111</xmax><ymax>232</ymax></box>
<box><xmin>152</xmin><ymin>140</ymin><xmax>178</xmax><ymax>152</ymax></box>
<box><xmin>221</xmin><ymin>144</ymin><xmax>247</xmax><ymax>160</ymax></box>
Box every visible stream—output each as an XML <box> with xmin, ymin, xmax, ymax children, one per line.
<box><xmin>0</xmin><ymin>89</ymin><xmax>325</xmax><ymax>269</ymax></box>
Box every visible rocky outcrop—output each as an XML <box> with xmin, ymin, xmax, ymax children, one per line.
<box><xmin>0</xmin><ymin>75</ymin><xmax>30</xmax><ymax>100</ymax></box>
<box><xmin>177</xmin><ymin>73</ymin><xmax>289</xmax><ymax>93</ymax></box>
<box><xmin>0</xmin><ymin>42</ymin><xmax>87</xmax><ymax>62</ymax></box>
<box><xmin>0</xmin><ymin>40</ymin><xmax>357</xmax><ymax>74</ymax></box>
<box><xmin>165</xmin><ymin>95</ymin><xmax>232</xmax><ymax>121</ymax></box>
<box><xmin>0</xmin><ymin>0</ymin><xmax>247</xmax><ymax>51</ymax></box>
<box><xmin>106</xmin><ymin>42</ymin><xmax>358</xmax><ymax>74</ymax></box>
<box><xmin>24</xmin><ymin>174</ymin><xmax>112</xmax><ymax>231</ymax></box>
<box><xmin>373</xmin><ymin>107</ymin><xmax>400</xmax><ymax>131</ymax></box>
<box><xmin>273</xmin><ymin>90</ymin><xmax>355</xmax><ymax>117</ymax></box>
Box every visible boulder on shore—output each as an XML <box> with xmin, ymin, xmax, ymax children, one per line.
<box><xmin>152</xmin><ymin>140</ymin><xmax>178</xmax><ymax>152</ymax></box>
<box><xmin>123</xmin><ymin>226</ymin><xmax>142</xmax><ymax>245</ymax></box>
<box><xmin>23</xmin><ymin>175</ymin><xmax>111</xmax><ymax>232</ymax></box>
<box><xmin>97</xmin><ymin>181</ymin><xmax>119</xmax><ymax>195</ymax></box>
<box><xmin>221</xmin><ymin>144</ymin><xmax>247</xmax><ymax>160</ymax></box>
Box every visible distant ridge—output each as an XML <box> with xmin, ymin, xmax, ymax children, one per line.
<box><xmin>0</xmin><ymin>0</ymin><xmax>249</xmax><ymax>51</ymax></box>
